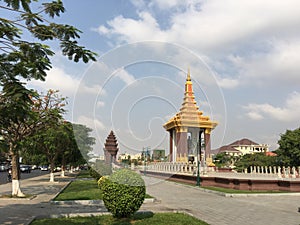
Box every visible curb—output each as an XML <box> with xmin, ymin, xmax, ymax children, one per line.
<box><xmin>165</xmin><ymin>179</ymin><xmax>300</xmax><ymax>197</ymax></box>
<box><xmin>51</xmin><ymin>198</ymin><xmax>156</xmax><ymax>205</ymax></box>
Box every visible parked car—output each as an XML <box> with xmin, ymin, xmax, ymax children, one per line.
<box><xmin>40</xmin><ymin>165</ymin><xmax>48</xmax><ymax>171</ymax></box>
<box><xmin>0</xmin><ymin>164</ymin><xmax>8</xmax><ymax>172</ymax></box>
<box><xmin>31</xmin><ymin>165</ymin><xmax>38</xmax><ymax>170</ymax></box>
<box><xmin>20</xmin><ymin>164</ymin><xmax>31</xmax><ymax>173</ymax></box>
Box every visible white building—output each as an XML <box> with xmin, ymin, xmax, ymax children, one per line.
<box><xmin>213</xmin><ymin>138</ymin><xmax>269</xmax><ymax>156</ymax></box>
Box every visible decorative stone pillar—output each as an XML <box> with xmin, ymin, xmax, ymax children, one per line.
<box><xmin>292</xmin><ymin>167</ymin><xmax>296</xmax><ymax>178</ymax></box>
<box><xmin>278</xmin><ymin>167</ymin><xmax>282</xmax><ymax>178</ymax></box>
<box><xmin>269</xmin><ymin>166</ymin><xmax>273</xmax><ymax>174</ymax></box>
<box><xmin>283</xmin><ymin>166</ymin><xmax>286</xmax><ymax>177</ymax></box>
<box><xmin>287</xmin><ymin>166</ymin><xmax>291</xmax><ymax>178</ymax></box>
<box><xmin>273</xmin><ymin>166</ymin><xmax>277</xmax><ymax>175</ymax></box>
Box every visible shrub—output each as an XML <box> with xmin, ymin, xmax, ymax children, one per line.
<box><xmin>98</xmin><ymin>169</ymin><xmax>146</xmax><ymax>218</ymax></box>
<box><xmin>88</xmin><ymin>167</ymin><xmax>101</xmax><ymax>180</ymax></box>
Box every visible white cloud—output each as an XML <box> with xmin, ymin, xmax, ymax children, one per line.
<box><xmin>97</xmin><ymin>12</ymin><xmax>165</xmax><ymax>43</ymax></box>
<box><xmin>28</xmin><ymin>67</ymin><xmax>106</xmax><ymax>97</ymax></box>
<box><xmin>98</xmin><ymin>1</ymin><xmax>300</xmax><ymax>53</ymax></box>
<box><xmin>115</xmin><ymin>68</ymin><xmax>136</xmax><ymax>85</ymax></box>
<box><xmin>96</xmin><ymin>0</ymin><xmax>300</xmax><ymax>90</ymax></box>
<box><xmin>76</xmin><ymin>115</ymin><xmax>106</xmax><ymax>131</ymax></box>
<box><xmin>29</xmin><ymin>67</ymin><xmax>80</xmax><ymax>97</ymax></box>
<box><xmin>229</xmin><ymin>40</ymin><xmax>300</xmax><ymax>86</ymax></box>
<box><xmin>148</xmin><ymin>0</ymin><xmax>195</xmax><ymax>10</ymax></box>
<box><xmin>243</xmin><ymin>92</ymin><xmax>300</xmax><ymax>122</ymax></box>
<box><xmin>216</xmin><ymin>77</ymin><xmax>239</xmax><ymax>89</ymax></box>
<box><xmin>97</xmin><ymin>101</ymin><xmax>105</xmax><ymax>108</ymax></box>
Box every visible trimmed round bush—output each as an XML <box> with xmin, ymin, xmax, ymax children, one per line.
<box><xmin>98</xmin><ymin>169</ymin><xmax>146</xmax><ymax>218</ymax></box>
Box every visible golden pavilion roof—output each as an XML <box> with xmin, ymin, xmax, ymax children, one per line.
<box><xmin>163</xmin><ymin>69</ymin><xmax>218</xmax><ymax>131</ymax></box>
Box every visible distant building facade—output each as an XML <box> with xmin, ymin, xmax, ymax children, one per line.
<box><xmin>213</xmin><ymin>138</ymin><xmax>269</xmax><ymax>157</ymax></box>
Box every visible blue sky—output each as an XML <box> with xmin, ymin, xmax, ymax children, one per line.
<box><xmin>28</xmin><ymin>0</ymin><xmax>300</xmax><ymax>156</ymax></box>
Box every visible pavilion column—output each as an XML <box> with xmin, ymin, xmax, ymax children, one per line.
<box><xmin>204</xmin><ymin>129</ymin><xmax>211</xmax><ymax>159</ymax></box>
<box><xmin>169</xmin><ymin>130</ymin><xmax>173</xmax><ymax>162</ymax></box>
<box><xmin>176</xmin><ymin>128</ymin><xmax>188</xmax><ymax>162</ymax></box>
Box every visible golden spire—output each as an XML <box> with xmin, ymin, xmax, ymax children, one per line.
<box><xmin>163</xmin><ymin>68</ymin><xmax>218</xmax><ymax>131</ymax></box>
<box><xmin>186</xmin><ymin>67</ymin><xmax>191</xmax><ymax>81</ymax></box>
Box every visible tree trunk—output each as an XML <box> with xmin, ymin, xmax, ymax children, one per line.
<box><xmin>49</xmin><ymin>160</ymin><xmax>55</xmax><ymax>182</ymax></box>
<box><xmin>50</xmin><ymin>172</ymin><xmax>55</xmax><ymax>182</ymax></box>
<box><xmin>10</xmin><ymin>150</ymin><xmax>25</xmax><ymax>197</ymax></box>
<box><xmin>61</xmin><ymin>156</ymin><xmax>66</xmax><ymax>177</ymax></box>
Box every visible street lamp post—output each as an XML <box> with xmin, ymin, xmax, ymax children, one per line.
<box><xmin>143</xmin><ymin>147</ymin><xmax>146</xmax><ymax>176</ymax></box>
<box><xmin>143</xmin><ymin>147</ymin><xmax>150</xmax><ymax>176</ymax></box>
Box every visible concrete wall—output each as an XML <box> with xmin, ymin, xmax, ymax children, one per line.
<box><xmin>143</xmin><ymin>171</ymin><xmax>300</xmax><ymax>192</ymax></box>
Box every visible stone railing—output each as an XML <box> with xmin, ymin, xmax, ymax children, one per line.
<box><xmin>146</xmin><ymin>162</ymin><xmax>215</xmax><ymax>175</ymax></box>
<box><xmin>145</xmin><ymin>163</ymin><xmax>300</xmax><ymax>179</ymax></box>
<box><xmin>248</xmin><ymin>165</ymin><xmax>300</xmax><ymax>178</ymax></box>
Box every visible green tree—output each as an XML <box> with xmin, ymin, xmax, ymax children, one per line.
<box><xmin>214</xmin><ymin>152</ymin><xmax>234</xmax><ymax>168</ymax></box>
<box><xmin>0</xmin><ymin>88</ymin><xmax>40</xmax><ymax>196</ymax></box>
<box><xmin>275</xmin><ymin>127</ymin><xmax>300</xmax><ymax>167</ymax></box>
<box><xmin>72</xmin><ymin>123</ymin><xmax>95</xmax><ymax>163</ymax></box>
<box><xmin>0</xmin><ymin>89</ymin><xmax>66</xmax><ymax>194</ymax></box>
<box><xmin>0</xmin><ymin>0</ymin><xmax>96</xmax><ymax>196</ymax></box>
<box><xmin>23</xmin><ymin>90</ymin><xmax>67</xmax><ymax>182</ymax></box>
<box><xmin>235</xmin><ymin>153</ymin><xmax>276</xmax><ymax>172</ymax></box>
<box><xmin>58</xmin><ymin>122</ymin><xmax>95</xmax><ymax>176</ymax></box>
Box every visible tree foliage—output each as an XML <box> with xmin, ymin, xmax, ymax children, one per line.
<box><xmin>214</xmin><ymin>152</ymin><xmax>235</xmax><ymax>168</ymax></box>
<box><xmin>0</xmin><ymin>0</ymin><xmax>97</xmax><ymax>194</ymax></box>
<box><xmin>275</xmin><ymin>127</ymin><xmax>300</xmax><ymax>167</ymax></box>
<box><xmin>19</xmin><ymin>90</ymin><xmax>66</xmax><ymax>173</ymax></box>
<box><xmin>234</xmin><ymin>153</ymin><xmax>276</xmax><ymax>172</ymax></box>
<box><xmin>0</xmin><ymin>0</ymin><xmax>97</xmax><ymax>80</ymax></box>
<box><xmin>72</xmin><ymin>123</ymin><xmax>95</xmax><ymax>163</ymax></box>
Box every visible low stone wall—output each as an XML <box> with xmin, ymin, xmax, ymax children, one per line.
<box><xmin>143</xmin><ymin>171</ymin><xmax>300</xmax><ymax>192</ymax></box>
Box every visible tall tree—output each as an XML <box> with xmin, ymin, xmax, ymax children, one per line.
<box><xmin>29</xmin><ymin>120</ymin><xmax>67</xmax><ymax>182</ymax></box>
<box><xmin>0</xmin><ymin>89</ymin><xmax>66</xmax><ymax>194</ymax></box>
<box><xmin>276</xmin><ymin>127</ymin><xmax>300</xmax><ymax>167</ymax></box>
<box><xmin>72</xmin><ymin>123</ymin><xmax>95</xmax><ymax>163</ymax></box>
<box><xmin>0</xmin><ymin>86</ymin><xmax>38</xmax><ymax>196</ymax></box>
<box><xmin>0</xmin><ymin>0</ymin><xmax>96</xmax><ymax>196</ymax></box>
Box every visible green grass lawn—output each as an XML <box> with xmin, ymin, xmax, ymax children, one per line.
<box><xmin>76</xmin><ymin>169</ymin><xmax>91</xmax><ymax>179</ymax></box>
<box><xmin>202</xmin><ymin>186</ymin><xmax>288</xmax><ymax>194</ymax></box>
<box><xmin>30</xmin><ymin>212</ymin><xmax>209</xmax><ymax>225</ymax></box>
<box><xmin>54</xmin><ymin>179</ymin><xmax>103</xmax><ymax>201</ymax></box>
<box><xmin>54</xmin><ymin>178</ymin><xmax>153</xmax><ymax>201</ymax></box>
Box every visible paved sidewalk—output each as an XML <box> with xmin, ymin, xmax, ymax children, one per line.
<box><xmin>142</xmin><ymin>175</ymin><xmax>300</xmax><ymax>225</ymax></box>
<box><xmin>0</xmin><ymin>172</ymin><xmax>299</xmax><ymax>225</ymax></box>
<box><xmin>0</xmin><ymin>172</ymin><xmax>108</xmax><ymax>225</ymax></box>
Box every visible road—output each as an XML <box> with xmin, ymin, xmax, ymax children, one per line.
<box><xmin>0</xmin><ymin>169</ymin><xmax>49</xmax><ymax>184</ymax></box>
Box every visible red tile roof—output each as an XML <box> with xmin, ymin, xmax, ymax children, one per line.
<box><xmin>212</xmin><ymin>138</ymin><xmax>261</xmax><ymax>154</ymax></box>
<box><xmin>229</xmin><ymin>138</ymin><xmax>259</xmax><ymax>146</ymax></box>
